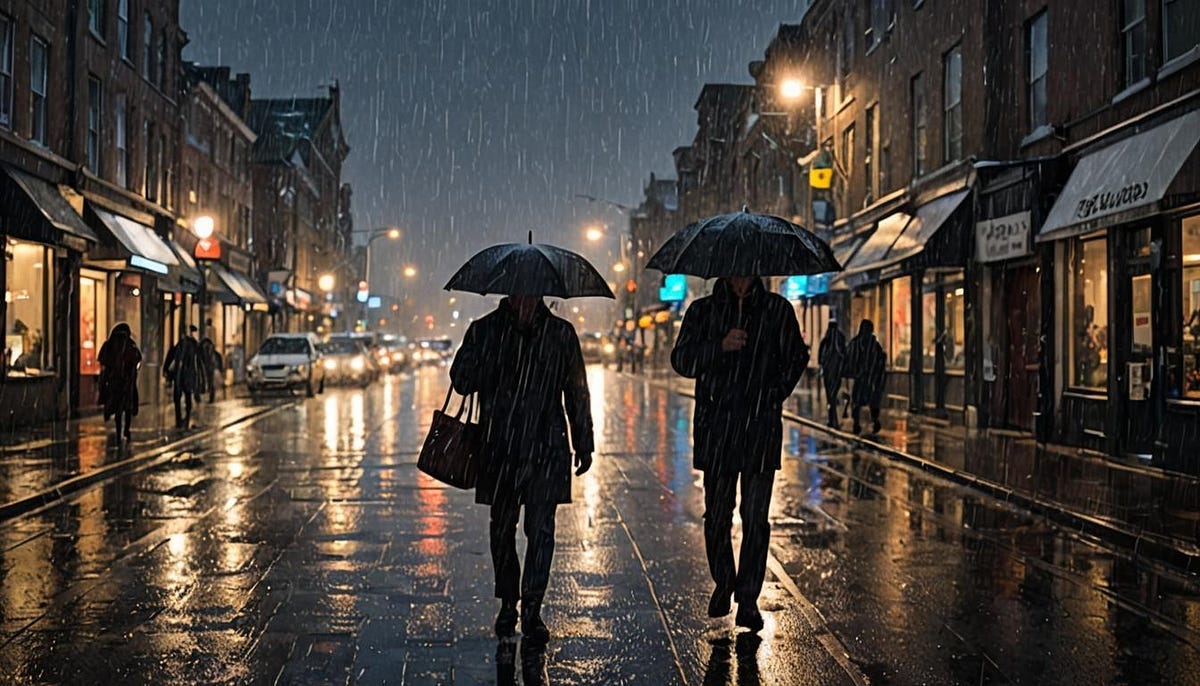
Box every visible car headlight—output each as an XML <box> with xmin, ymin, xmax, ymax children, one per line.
<box><xmin>350</xmin><ymin>356</ymin><xmax>365</xmax><ymax>371</ymax></box>
<box><xmin>323</xmin><ymin>359</ymin><xmax>337</xmax><ymax>371</ymax></box>
<box><xmin>293</xmin><ymin>364</ymin><xmax>309</xmax><ymax>376</ymax></box>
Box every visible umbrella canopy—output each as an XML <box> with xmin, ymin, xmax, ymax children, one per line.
<box><xmin>445</xmin><ymin>239</ymin><xmax>615</xmax><ymax>299</ymax></box>
<box><xmin>646</xmin><ymin>208</ymin><xmax>841</xmax><ymax>278</ymax></box>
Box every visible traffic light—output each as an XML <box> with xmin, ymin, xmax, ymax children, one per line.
<box><xmin>356</xmin><ymin>280</ymin><xmax>369</xmax><ymax>303</ymax></box>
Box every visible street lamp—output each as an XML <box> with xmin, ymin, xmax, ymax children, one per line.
<box><xmin>779</xmin><ymin>78</ymin><xmax>806</xmax><ymax>100</ymax></box>
<box><xmin>403</xmin><ymin>265</ymin><xmax>417</xmax><ymax>278</ymax></box>
<box><xmin>191</xmin><ymin>214</ymin><xmax>218</xmax><ymax>342</ymax></box>
<box><xmin>317</xmin><ymin>273</ymin><xmax>336</xmax><ymax>294</ymax></box>
<box><xmin>585</xmin><ymin>226</ymin><xmax>604</xmax><ymax>242</ymax></box>
<box><xmin>360</xmin><ymin>227</ymin><xmax>402</xmax><ymax>328</ymax></box>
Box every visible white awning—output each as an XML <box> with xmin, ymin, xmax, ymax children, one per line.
<box><xmin>1038</xmin><ymin>109</ymin><xmax>1200</xmax><ymax>242</ymax></box>
<box><xmin>92</xmin><ymin>208</ymin><xmax>179</xmax><ymax>275</ymax></box>
<box><xmin>887</xmin><ymin>189</ymin><xmax>972</xmax><ymax>264</ymax></box>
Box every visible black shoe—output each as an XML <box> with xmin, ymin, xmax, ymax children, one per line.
<box><xmin>707</xmin><ymin>586</ymin><xmax>733</xmax><ymax>617</ymax></box>
<box><xmin>852</xmin><ymin>423</ymin><xmax>862</xmax><ymax>435</ymax></box>
<box><xmin>521</xmin><ymin>598</ymin><xmax>550</xmax><ymax>643</ymax></box>
<box><xmin>735</xmin><ymin>604</ymin><xmax>764</xmax><ymax>632</ymax></box>
<box><xmin>495</xmin><ymin>602</ymin><xmax>518</xmax><ymax>638</ymax></box>
<box><xmin>872</xmin><ymin>420</ymin><xmax>882</xmax><ymax>435</ymax></box>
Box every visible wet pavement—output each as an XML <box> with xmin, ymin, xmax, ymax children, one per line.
<box><xmin>0</xmin><ymin>366</ymin><xmax>1197</xmax><ymax>684</ymax></box>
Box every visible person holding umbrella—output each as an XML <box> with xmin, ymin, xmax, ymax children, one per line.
<box><xmin>651</xmin><ymin>208</ymin><xmax>838</xmax><ymax>631</ymax></box>
<box><xmin>445</xmin><ymin>235</ymin><xmax>609</xmax><ymax>642</ymax></box>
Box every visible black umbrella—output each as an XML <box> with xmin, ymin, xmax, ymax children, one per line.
<box><xmin>646</xmin><ymin>208</ymin><xmax>841</xmax><ymax>278</ymax></box>
<box><xmin>445</xmin><ymin>234</ymin><xmax>615</xmax><ymax>299</ymax></box>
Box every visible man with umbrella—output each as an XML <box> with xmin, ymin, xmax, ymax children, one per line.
<box><xmin>652</xmin><ymin>208</ymin><xmax>837</xmax><ymax>631</ymax></box>
<box><xmin>446</xmin><ymin>236</ymin><xmax>607</xmax><ymax>642</ymax></box>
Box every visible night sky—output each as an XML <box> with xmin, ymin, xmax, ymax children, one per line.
<box><xmin>179</xmin><ymin>0</ymin><xmax>810</xmax><ymax>327</ymax></box>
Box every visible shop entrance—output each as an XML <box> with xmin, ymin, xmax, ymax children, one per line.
<box><xmin>997</xmin><ymin>265</ymin><xmax>1040</xmax><ymax>430</ymax></box>
<box><xmin>1124</xmin><ymin>267</ymin><xmax>1156</xmax><ymax>456</ymax></box>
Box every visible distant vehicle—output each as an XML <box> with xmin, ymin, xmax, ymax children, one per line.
<box><xmin>246</xmin><ymin>333</ymin><xmax>325</xmax><ymax>397</ymax></box>
<box><xmin>381</xmin><ymin>342</ymin><xmax>409</xmax><ymax>372</ymax></box>
<box><xmin>328</xmin><ymin>332</ymin><xmax>385</xmax><ymax>376</ymax></box>
<box><xmin>413</xmin><ymin>337</ymin><xmax>454</xmax><ymax>366</ymax></box>
<box><xmin>580</xmin><ymin>332</ymin><xmax>605</xmax><ymax>364</ymax></box>
<box><xmin>319</xmin><ymin>338</ymin><xmax>378</xmax><ymax>387</ymax></box>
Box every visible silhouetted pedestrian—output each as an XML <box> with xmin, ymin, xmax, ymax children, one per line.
<box><xmin>844</xmin><ymin>319</ymin><xmax>887</xmax><ymax>435</ymax></box>
<box><xmin>98</xmin><ymin>323</ymin><xmax>141</xmax><ymax>442</ymax></box>
<box><xmin>818</xmin><ymin>319</ymin><xmax>847</xmax><ymax>429</ymax></box>
<box><xmin>200</xmin><ymin>337</ymin><xmax>223</xmax><ymax>402</ymax></box>
<box><xmin>450</xmin><ymin>295</ymin><xmax>594</xmax><ymax>642</ymax></box>
<box><xmin>671</xmin><ymin>276</ymin><xmax>809</xmax><ymax>631</ymax></box>
<box><xmin>164</xmin><ymin>325</ymin><xmax>204</xmax><ymax>429</ymax></box>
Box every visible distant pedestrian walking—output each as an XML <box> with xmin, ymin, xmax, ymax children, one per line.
<box><xmin>818</xmin><ymin>319</ymin><xmax>848</xmax><ymax>429</ymax></box>
<box><xmin>671</xmin><ymin>276</ymin><xmax>809</xmax><ymax>631</ymax></box>
<box><xmin>200</xmin><ymin>337</ymin><xmax>224</xmax><ymax>402</ymax></box>
<box><xmin>97</xmin><ymin>323</ymin><xmax>141</xmax><ymax>442</ymax></box>
<box><xmin>164</xmin><ymin>325</ymin><xmax>204</xmax><ymax>429</ymax></box>
<box><xmin>449</xmin><ymin>295</ymin><xmax>594</xmax><ymax>642</ymax></box>
<box><xmin>843</xmin><ymin>319</ymin><xmax>887</xmax><ymax>435</ymax></box>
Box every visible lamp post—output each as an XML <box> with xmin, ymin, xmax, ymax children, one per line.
<box><xmin>191</xmin><ymin>215</ymin><xmax>219</xmax><ymax>342</ymax></box>
<box><xmin>359</xmin><ymin>227</ymin><xmax>401</xmax><ymax>329</ymax></box>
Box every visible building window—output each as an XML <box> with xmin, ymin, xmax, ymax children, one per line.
<box><xmin>142</xmin><ymin>14</ymin><xmax>152</xmax><ymax>82</ymax></box>
<box><xmin>867</xmin><ymin>0</ymin><xmax>891</xmax><ymax>50</ymax></box>
<box><xmin>87</xmin><ymin>77</ymin><xmax>102</xmax><ymax>173</ymax></box>
<box><xmin>1122</xmin><ymin>1</ymin><xmax>1147</xmax><ymax>85</ymax></box>
<box><xmin>79</xmin><ymin>271</ymin><xmax>108</xmax><ymax>378</ymax></box>
<box><xmin>1181</xmin><ymin>216</ymin><xmax>1200</xmax><ymax>397</ymax></box>
<box><xmin>891</xmin><ymin>276</ymin><xmax>912</xmax><ymax>370</ymax></box>
<box><xmin>1163</xmin><ymin>0</ymin><xmax>1200</xmax><ymax>63</ymax></box>
<box><xmin>1069</xmin><ymin>234</ymin><xmax>1109</xmax><ymax>389</ymax></box>
<box><xmin>841</xmin><ymin>123</ymin><xmax>855</xmax><ymax>189</ymax></box>
<box><xmin>838</xmin><ymin>5</ymin><xmax>855</xmax><ymax>94</ymax></box>
<box><xmin>29</xmin><ymin>37</ymin><xmax>47</xmax><ymax>146</ymax></box>
<box><xmin>865</xmin><ymin>104</ymin><xmax>878</xmax><ymax>204</ymax></box>
<box><xmin>911</xmin><ymin>72</ymin><xmax>927</xmax><ymax>177</ymax></box>
<box><xmin>880</xmin><ymin>144</ymin><xmax>891</xmax><ymax>194</ymax></box>
<box><xmin>161</xmin><ymin>135</ymin><xmax>171</xmax><ymax>209</ymax></box>
<box><xmin>944</xmin><ymin>279</ymin><xmax>966</xmax><ymax>370</ymax></box>
<box><xmin>115</xmin><ymin>94</ymin><xmax>128</xmax><ymax>188</ymax></box>
<box><xmin>117</xmin><ymin>0</ymin><xmax>131</xmax><ymax>61</ymax></box>
<box><xmin>156</xmin><ymin>30</ymin><xmax>166</xmax><ymax>90</ymax></box>
<box><xmin>5</xmin><ymin>239</ymin><xmax>55</xmax><ymax>377</ymax></box>
<box><xmin>1027</xmin><ymin>12</ymin><xmax>1048</xmax><ymax>131</ymax></box>
<box><xmin>0</xmin><ymin>15</ymin><xmax>13</xmax><ymax>129</ymax></box>
<box><xmin>943</xmin><ymin>45</ymin><xmax>963</xmax><ymax>162</ymax></box>
<box><xmin>88</xmin><ymin>0</ymin><xmax>105</xmax><ymax>38</ymax></box>
<box><xmin>145</xmin><ymin>120</ymin><xmax>157</xmax><ymax>201</ymax></box>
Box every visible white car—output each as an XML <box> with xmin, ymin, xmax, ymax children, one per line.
<box><xmin>246</xmin><ymin>333</ymin><xmax>326</xmax><ymax>397</ymax></box>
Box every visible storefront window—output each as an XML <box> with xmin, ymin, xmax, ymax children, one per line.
<box><xmin>1181</xmin><ymin>216</ymin><xmax>1200</xmax><ymax>398</ymax></box>
<box><xmin>922</xmin><ymin>283</ymin><xmax>938</xmax><ymax>372</ymax></box>
<box><xmin>4</xmin><ymin>239</ymin><xmax>54</xmax><ymax>376</ymax></box>
<box><xmin>891</xmin><ymin>277</ymin><xmax>912</xmax><ymax>369</ymax></box>
<box><xmin>1070</xmin><ymin>234</ymin><xmax>1108</xmax><ymax>389</ymax></box>
<box><xmin>944</xmin><ymin>282</ymin><xmax>966</xmax><ymax>370</ymax></box>
<box><xmin>79</xmin><ymin>272</ymin><xmax>108</xmax><ymax>377</ymax></box>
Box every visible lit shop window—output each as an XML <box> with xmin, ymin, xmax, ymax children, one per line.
<box><xmin>1181</xmin><ymin>216</ymin><xmax>1200</xmax><ymax>398</ymax></box>
<box><xmin>891</xmin><ymin>276</ymin><xmax>912</xmax><ymax>370</ymax></box>
<box><xmin>1070</xmin><ymin>235</ymin><xmax>1109</xmax><ymax>390</ymax></box>
<box><xmin>4</xmin><ymin>239</ymin><xmax>55</xmax><ymax>377</ymax></box>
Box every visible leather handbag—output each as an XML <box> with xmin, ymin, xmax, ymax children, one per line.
<box><xmin>418</xmin><ymin>388</ymin><xmax>481</xmax><ymax>489</ymax></box>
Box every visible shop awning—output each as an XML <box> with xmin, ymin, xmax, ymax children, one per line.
<box><xmin>1038</xmin><ymin>109</ymin><xmax>1200</xmax><ymax>242</ymax></box>
<box><xmin>838</xmin><ymin>188</ymin><xmax>971</xmax><ymax>283</ymax></box>
<box><xmin>159</xmin><ymin>241</ymin><xmax>204</xmax><ymax>294</ymax></box>
<box><xmin>90</xmin><ymin>207</ymin><xmax>179</xmax><ymax>275</ymax></box>
<box><xmin>840</xmin><ymin>212</ymin><xmax>912</xmax><ymax>276</ymax></box>
<box><xmin>208</xmin><ymin>263</ymin><xmax>268</xmax><ymax>305</ymax></box>
<box><xmin>0</xmin><ymin>167</ymin><xmax>98</xmax><ymax>247</ymax></box>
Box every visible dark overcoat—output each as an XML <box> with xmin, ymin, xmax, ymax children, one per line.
<box><xmin>843</xmin><ymin>332</ymin><xmax>887</xmax><ymax>407</ymax></box>
<box><xmin>98</xmin><ymin>333</ymin><xmax>141</xmax><ymax>418</ymax></box>
<box><xmin>450</xmin><ymin>299</ymin><xmax>595</xmax><ymax>505</ymax></box>
<box><xmin>671</xmin><ymin>279</ymin><xmax>810</xmax><ymax>474</ymax></box>
<box><xmin>164</xmin><ymin>337</ymin><xmax>204</xmax><ymax>393</ymax></box>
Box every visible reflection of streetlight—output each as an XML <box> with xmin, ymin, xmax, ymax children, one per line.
<box><xmin>613</xmin><ymin>262</ymin><xmax>626</xmax><ymax>273</ymax></box>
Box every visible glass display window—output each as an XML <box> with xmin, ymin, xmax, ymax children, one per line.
<box><xmin>1069</xmin><ymin>234</ymin><xmax>1109</xmax><ymax>390</ymax></box>
<box><xmin>4</xmin><ymin>238</ymin><xmax>55</xmax><ymax>377</ymax></box>
<box><xmin>1181</xmin><ymin>216</ymin><xmax>1200</xmax><ymax>398</ymax></box>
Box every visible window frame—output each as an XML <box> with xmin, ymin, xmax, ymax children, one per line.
<box><xmin>115</xmin><ymin>94</ymin><xmax>128</xmax><ymax>188</ymax></box>
<box><xmin>1163</xmin><ymin>0</ymin><xmax>1200</xmax><ymax>64</ymax></box>
<box><xmin>87</xmin><ymin>76</ymin><xmax>103</xmax><ymax>173</ymax></box>
<box><xmin>0</xmin><ymin>14</ymin><xmax>13</xmax><ymax>130</ymax></box>
<box><xmin>1121</xmin><ymin>0</ymin><xmax>1147</xmax><ymax>86</ymax></box>
<box><xmin>142</xmin><ymin>13</ymin><xmax>152</xmax><ymax>82</ymax></box>
<box><xmin>4</xmin><ymin>239</ymin><xmax>56</xmax><ymax>377</ymax></box>
<box><xmin>117</xmin><ymin>0</ymin><xmax>131</xmax><ymax>62</ymax></box>
<box><xmin>29</xmin><ymin>35</ymin><xmax>47</xmax><ymax>146</ymax></box>
<box><xmin>942</xmin><ymin>44</ymin><xmax>963</xmax><ymax>163</ymax></box>
<box><xmin>88</xmin><ymin>0</ymin><xmax>106</xmax><ymax>40</ymax></box>
<box><xmin>865</xmin><ymin>103</ymin><xmax>879</xmax><ymax>204</ymax></box>
<box><xmin>911</xmin><ymin>72</ymin><xmax>927</xmax><ymax>177</ymax></box>
<box><xmin>1026</xmin><ymin>11</ymin><xmax>1049</xmax><ymax>131</ymax></box>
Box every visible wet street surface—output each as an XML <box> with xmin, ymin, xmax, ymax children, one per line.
<box><xmin>0</xmin><ymin>366</ymin><xmax>1198</xmax><ymax>684</ymax></box>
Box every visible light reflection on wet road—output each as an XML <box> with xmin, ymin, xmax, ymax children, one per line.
<box><xmin>0</xmin><ymin>366</ymin><xmax>1196</xmax><ymax>684</ymax></box>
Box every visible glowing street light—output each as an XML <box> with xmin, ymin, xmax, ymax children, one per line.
<box><xmin>585</xmin><ymin>226</ymin><xmax>604</xmax><ymax>242</ymax></box>
<box><xmin>779</xmin><ymin>78</ymin><xmax>805</xmax><ymax>100</ymax></box>
<box><xmin>317</xmin><ymin>273</ymin><xmax>336</xmax><ymax>293</ymax></box>
<box><xmin>403</xmin><ymin>265</ymin><xmax>417</xmax><ymax>278</ymax></box>
<box><xmin>193</xmin><ymin>215</ymin><xmax>215</xmax><ymax>240</ymax></box>
<box><xmin>613</xmin><ymin>262</ymin><xmax>626</xmax><ymax>273</ymax></box>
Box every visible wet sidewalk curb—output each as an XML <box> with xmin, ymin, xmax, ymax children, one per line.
<box><xmin>651</xmin><ymin>377</ymin><xmax>1200</xmax><ymax>574</ymax></box>
<box><xmin>0</xmin><ymin>401</ymin><xmax>296</xmax><ymax>524</ymax></box>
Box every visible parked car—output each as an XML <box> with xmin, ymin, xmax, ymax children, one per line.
<box><xmin>319</xmin><ymin>338</ymin><xmax>379</xmax><ymax>387</ymax></box>
<box><xmin>246</xmin><ymin>333</ymin><xmax>325</xmax><ymax>397</ymax></box>
<box><xmin>580</xmin><ymin>332</ymin><xmax>605</xmax><ymax>363</ymax></box>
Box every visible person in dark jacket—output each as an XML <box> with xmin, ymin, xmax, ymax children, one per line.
<box><xmin>670</xmin><ymin>276</ymin><xmax>809</xmax><ymax>631</ymax></box>
<box><xmin>98</xmin><ymin>322</ymin><xmax>142</xmax><ymax>442</ymax></box>
<box><xmin>843</xmin><ymin>319</ymin><xmax>887</xmax><ymax>435</ymax></box>
<box><xmin>200</xmin><ymin>337</ymin><xmax>223</xmax><ymax>402</ymax></box>
<box><xmin>450</xmin><ymin>295</ymin><xmax>594</xmax><ymax>642</ymax></box>
<box><xmin>164</xmin><ymin>325</ymin><xmax>204</xmax><ymax>429</ymax></box>
<box><xmin>818</xmin><ymin>319</ymin><xmax>848</xmax><ymax>429</ymax></box>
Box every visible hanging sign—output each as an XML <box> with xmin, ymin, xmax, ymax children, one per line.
<box><xmin>975</xmin><ymin>211</ymin><xmax>1032</xmax><ymax>263</ymax></box>
<box><xmin>193</xmin><ymin>238</ymin><xmax>222</xmax><ymax>262</ymax></box>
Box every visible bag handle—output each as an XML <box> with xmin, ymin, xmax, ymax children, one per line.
<box><xmin>441</xmin><ymin>386</ymin><xmax>475</xmax><ymax>421</ymax></box>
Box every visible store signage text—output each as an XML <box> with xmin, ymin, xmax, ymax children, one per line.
<box><xmin>975</xmin><ymin>211</ymin><xmax>1032</xmax><ymax>263</ymax></box>
<box><xmin>1073</xmin><ymin>181</ymin><xmax>1149</xmax><ymax>221</ymax></box>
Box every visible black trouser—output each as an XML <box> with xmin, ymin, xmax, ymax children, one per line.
<box><xmin>113</xmin><ymin>411</ymin><xmax>131</xmax><ymax>438</ymax></box>
<box><xmin>823</xmin><ymin>375</ymin><xmax>842</xmax><ymax>427</ymax></box>
<box><xmin>490</xmin><ymin>492</ymin><xmax>558</xmax><ymax>603</ymax></box>
<box><xmin>173</xmin><ymin>382</ymin><xmax>194</xmax><ymax>427</ymax></box>
<box><xmin>702</xmin><ymin>469</ymin><xmax>776</xmax><ymax>605</ymax></box>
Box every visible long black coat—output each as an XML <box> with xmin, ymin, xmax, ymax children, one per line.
<box><xmin>671</xmin><ymin>279</ymin><xmax>809</xmax><ymax>474</ymax></box>
<box><xmin>98</xmin><ymin>333</ymin><xmax>141</xmax><ymax>418</ymax></box>
<box><xmin>164</xmin><ymin>336</ymin><xmax>205</xmax><ymax>393</ymax></box>
<box><xmin>843</xmin><ymin>332</ymin><xmax>887</xmax><ymax>407</ymax></box>
<box><xmin>450</xmin><ymin>299</ymin><xmax>594</xmax><ymax>505</ymax></box>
